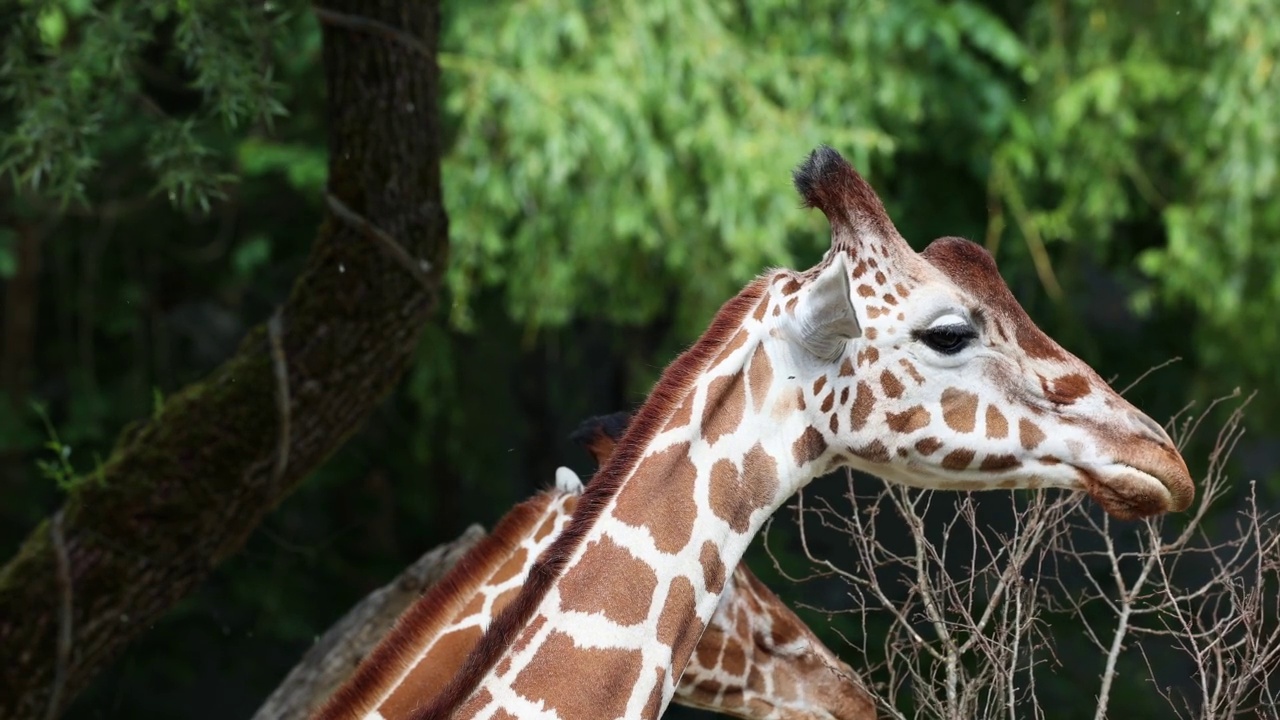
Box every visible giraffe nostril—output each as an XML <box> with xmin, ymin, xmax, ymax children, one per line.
<box><xmin>1131</xmin><ymin>411</ymin><xmax>1168</xmax><ymax>444</ymax></box>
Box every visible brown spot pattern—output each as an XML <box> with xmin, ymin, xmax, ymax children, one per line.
<box><xmin>699</xmin><ymin>541</ymin><xmax>725</xmax><ymax>594</ymax></box>
<box><xmin>886</xmin><ymin>405</ymin><xmax>930</xmax><ymax>433</ymax></box>
<box><xmin>746</xmin><ymin>344</ymin><xmax>773</xmax><ymax>412</ymax></box>
<box><xmin>452</xmin><ymin>689</ymin><xmax>492</xmax><ymax>720</ymax></box>
<box><xmin>791</xmin><ymin>426</ymin><xmax>828</xmax><ymax>467</ymax></box>
<box><xmin>642</xmin><ymin>668</ymin><xmax>666</xmax><ymax>719</ymax></box>
<box><xmin>381</xmin><ymin>626</ymin><xmax>483</xmax><ymax>719</ymax></box>
<box><xmin>915</xmin><ymin>437</ymin><xmax>943</xmax><ymax>455</ymax></box>
<box><xmin>855</xmin><ymin>440</ymin><xmax>890</xmax><ymax>463</ymax></box>
<box><xmin>752</xmin><ymin>295</ymin><xmax>769</xmax><ymax>322</ymax></box>
<box><xmin>1019</xmin><ymin>418</ymin><xmax>1046</xmax><ymax>450</ymax></box>
<box><xmin>1048</xmin><ymin>373</ymin><xmax>1091</xmax><ymax>404</ymax></box>
<box><xmin>657</xmin><ymin>577</ymin><xmax>701</xmax><ymax>673</ymax></box>
<box><xmin>941</xmin><ymin>449</ymin><xmax>975</xmax><ymax>470</ymax></box>
<box><xmin>781</xmin><ymin>278</ymin><xmax>803</xmax><ymax>295</ymax></box>
<box><xmin>813</xmin><ymin>376</ymin><xmax>827</xmax><ymax>395</ymax></box>
<box><xmin>694</xmin><ymin>631</ymin><xmax>722</xmax><ymax>669</ymax></box>
<box><xmin>941</xmin><ymin>388</ymin><xmax>979</xmax><ymax>433</ymax></box>
<box><xmin>820</xmin><ymin>390</ymin><xmax>835</xmax><ymax>412</ymax></box>
<box><xmin>839</xmin><ymin>358</ymin><xmax>855</xmax><ymax>376</ymax></box>
<box><xmin>702</xmin><ymin>373</ymin><xmax>746</xmax><ymax>445</ymax></box>
<box><xmin>511</xmin><ymin>630</ymin><xmax>643</xmax><ymax>720</ymax></box>
<box><xmin>667</xmin><ymin>394</ymin><xmax>693</xmax><ymax>431</ymax></box>
<box><xmin>985</xmin><ymin>405</ymin><xmax>1009</xmax><ymax>439</ymax></box>
<box><xmin>710</xmin><ymin>444</ymin><xmax>779</xmax><ymax>532</ymax></box>
<box><xmin>559</xmin><ymin>537</ymin><xmax>658</xmax><ymax>625</ymax></box>
<box><xmin>721</xmin><ymin>641</ymin><xmax>746</xmax><ymax>676</ymax></box>
<box><xmin>531</xmin><ymin>512</ymin><xmax>560</xmax><ymax>543</ymax></box>
<box><xmin>856</xmin><ymin>284</ymin><xmax>875</xmax><ymax>297</ymax></box>
<box><xmin>612</xmin><ymin>442</ymin><xmax>697</xmax><ymax>554</ymax></box>
<box><xmin>880</xmin><ymin>369</ymin><xmax>904</xmax><ymax>398</ymax></box>
<box><xmin>899</xmin><ymin>358</ymin><xmax>925</xmax><ymax>384</ymax></box>
<box><xmin>850</xmin><ymin>380</ymin><xmax>874</xmax><ymax>430</ymax></box>
<box><xmin>715</xmin><ymin>329</ymin><xmax>749</xmax><ymax>365</ymax></box>
<box><xmin>488</xmin><ymin>547</ymin><xmax>529</xmax><ymax>587</ymax></box>
<box><xmin>980</xmin><ymin>454</ymin><xmax>1021</xmax><ymax>471</ymax></box>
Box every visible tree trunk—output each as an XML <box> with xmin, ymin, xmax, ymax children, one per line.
<box><xmin>0</xmin><ymin>2</ymin><xmax>446</xmax><ymax>717</ymax></box>
<box><xmin>252</xmin><ymin>526</ymin><xmax>485</xmax><ymax>720</ymax></box>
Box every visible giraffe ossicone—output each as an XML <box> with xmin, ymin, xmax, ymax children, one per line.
<box><xmin>418</xmin><ymin>145</ymin><xmax>1194</xmax><ymax>720</ymax></box>
<box><xmin>311</xmin><ymin>412</ymin><xmax>874</xmax><ymax>720</ymax></box>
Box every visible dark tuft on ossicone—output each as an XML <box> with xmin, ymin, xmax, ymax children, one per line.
<box><xmin>569</xmin><ymin>411</ymin><xmax>635</xmax><ymax>469</ymax></box>
<box><xmin>792</xmin><ymin>145</ymin><xmax>897</xmax><ymax>243</ymax></box>
<box><xmin>569</xmin><ymin>411</ymin><xmax>632</xmax><ymax>447</ymax></box>
<box><xmin>792</xmin><ymin>144</ymin><xmax>854</xmax><ymax>211</ymax></box>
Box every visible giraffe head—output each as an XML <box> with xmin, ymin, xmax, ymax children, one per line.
<box><xmin>757</xmin><ymin>146</ymin><xmax>1192</xmax><ymax>520</ymax></box>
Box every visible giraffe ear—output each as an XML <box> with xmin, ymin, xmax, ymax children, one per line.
<box><xmin>789</xmin><ymin>254</ymin><xmax>861</xmax><ymax>361</ymax></box>
<box><xmin>554</xmin><ymin>466</ymin><xmax>584</xmax><ymax>494</ymax></box>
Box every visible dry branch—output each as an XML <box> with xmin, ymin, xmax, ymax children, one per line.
<box><xmin>775</xmin><ymin>391</ymin><xmax>1280</xmax><ymax>720</ymax></box>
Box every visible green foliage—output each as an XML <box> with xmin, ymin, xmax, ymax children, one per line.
<box><xmin>0</xmin><ymin>0</ymin><xmax>294</xmax><ymax>211</ymax></box>
<box><xmin>0</xmin><ymin>227</ymin><xmax>16</xmax><ymax>278</ymax></box>
<box><xmin>29</xmin><ymin>402</ymin><xmax>103</xmax><ymax>493</ymax></box>
<box><xmin>236</xmin><ymin>138</ymin><xmax>327</xmax><ymax>194</ymax></box>
<box><xmin>438</xmin><ymin>0</ymin><xmax>1280</xmax><ymax>402</ymax></box>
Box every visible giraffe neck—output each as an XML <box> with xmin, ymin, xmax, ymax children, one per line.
<box><xmin>316</xmin><ymin>465</ymin><xmax>873</xmax><ymax>720</ymax></box>
<box><xmin>417</xmin><ymin>279</ymin><xmax>835</xmax><ymax>720</ymax></box>
<box><xmin>312</xmin><ymin>488</ymin><xmax>572</xmax><ymax>720</ymax></box>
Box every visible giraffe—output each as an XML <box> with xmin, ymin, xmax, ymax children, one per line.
<box><xmin>312</xmin><ymin>412</ymin><xmax>875</xmax><ymax>720</ymax></box>
<box><xmin>417</xmin><ymin>145</ymin><xmax>1194</xmax><ymax>720</ymax></box>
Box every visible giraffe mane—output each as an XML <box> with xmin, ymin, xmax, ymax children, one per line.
<box><xmin>312</xmin><ymin>490</ymin><xmax>559</xmax><ymax>720</ymax></box>
<box><xmin>414</xmin><ymin>276</ymin><xmax>772</xmax><ymax>720</ymax></box>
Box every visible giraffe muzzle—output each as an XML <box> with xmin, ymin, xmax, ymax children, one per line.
<box><xmin>1083</xmin><ymin>436</ymin><xmax>1194</xmax><ymax>519</ymax></box>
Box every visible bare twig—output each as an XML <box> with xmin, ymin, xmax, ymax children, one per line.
<box><xmin>798</xmin><ymin>381</ymin><xmax>1278</xmax><ymax>720</ymax></box>
<box><xmin>323</xmin><ymin>192</ymin><xmax>434</xmax><ymax>294</ymax></box>
<box><xmin>1119</xmin><ymin>356</ymin><xmax>1182</xmax><ymax>395</ymax></box>
<box><xmin>45</xmin><ymin>510</ymin><xmax>73</xmax><ymax>720</ymax></box>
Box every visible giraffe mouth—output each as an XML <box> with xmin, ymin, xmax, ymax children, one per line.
<box><xmin>1077</xmin><ymin>463</ymin><xmax>1179</xmax><ymax>520</ymax></box>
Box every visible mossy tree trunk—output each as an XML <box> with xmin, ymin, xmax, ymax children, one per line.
<box><xmin>0</xmin><ymin>2</ymin><xmax>447</xmax><ymax>717</ymax></box>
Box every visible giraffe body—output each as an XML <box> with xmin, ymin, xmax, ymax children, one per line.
<box><xmin>314</xmin><ymin>414</ymin><xmax>874</xmax><ymax>720</ymax></box>
<box><xmin>419</xmin><ymin>146</ymin><xmax>1194</xmax><ymax>720</ymax></box>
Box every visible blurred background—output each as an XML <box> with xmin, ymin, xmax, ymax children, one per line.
<box><xmin>1</xmin><ymin>0</ymin><xmax>1276</xmax><ymax>717</ymax></box>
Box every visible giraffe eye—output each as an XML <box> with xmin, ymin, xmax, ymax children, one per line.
<box><xmin>917</xmin><ymin>323</ymin><xmax>976</xmax><ymax>355</ymax></box>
